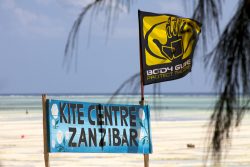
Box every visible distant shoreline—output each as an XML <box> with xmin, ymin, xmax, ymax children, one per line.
<box><xmin>0</xmin><ymin>92</ymin><xmax>226</xmax><ymax>96</ymax></box>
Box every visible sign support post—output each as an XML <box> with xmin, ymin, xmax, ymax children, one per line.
<box><xmin>139</xmin><ymin>65</ymin><xmax>149</xmax><ymax>167</ymax></box>
<box><xmin>138</xmin><ymin>10</ymin><xmax>149</xmax><ymax>167</ymax></box>
<box><xmin>42</xmin><ymin>94</ymin><xmax>50</xmax><ymax>167</ymax></box>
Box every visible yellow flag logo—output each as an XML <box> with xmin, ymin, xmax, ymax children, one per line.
<box><xmin>139</xmin><ymin>11</ymin><xmax>201</xmax><ymax>85</ymax></box>
<box><xmin>142</xmin><ymin>15</ymin><xmax>201</xmax><ymax>66</ymax></box>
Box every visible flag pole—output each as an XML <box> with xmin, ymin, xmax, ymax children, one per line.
<box><xmin>42</xmin><ymin>94</ymin><xmax>50</xmax><ymax>167</ymax></box>
<box><xmin>138</xmin><ymin>10</ymin><xmax>149</xmax><ymax>167</ymax></box>
<box><xmin>138</xmin><ymin>10</ymin><xmax>145</xmax><ymax>103</ymax></box>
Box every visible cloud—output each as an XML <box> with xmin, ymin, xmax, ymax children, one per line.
<box><xmin>0</xmin><ymin>0</ymin><xmax>66</xmax><ymax>38</ymax></box>
<box><xmin>61</xmin><ymin>0</ymin><xmax>94</xmax><ymax>8</ymax></box>
<box><xmin>54</xmin><ymin>0</ymin><xmax>94</xmax><ymax>17</ymax></box>
<box><xmin>112</xmin><ymin>27</ymin><xmax>137</xmax><ymax>39</ymax></box>
<box><xmin>156</xmin><ymin>0</ymin><xmax>185</xmax><ymax>16</ymax></box>
<box><xmin>35</xmin><ymin>0</ymin><xmax>51</xmax><ymax>5</ymax></box>
<box><xmin>58</xmin><ymin>0</ymin><xmax>129</xmax><ymax>15</ymax></box>
<box><xmin>57</xmin><ymin>0</ymin><xmax>94</xmax><ymax>13</ymax></box>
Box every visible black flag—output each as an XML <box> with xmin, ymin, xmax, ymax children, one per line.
<box><xmin>138</xmin><ymin>10</ymin><xmax>201</xmax><ymax>85</ymax></box>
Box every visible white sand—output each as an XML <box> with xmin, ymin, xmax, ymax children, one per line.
<box><xmin>0</xmin><ymin>111</ymin><xmax>250</xmax><ymax>167</ymax></box>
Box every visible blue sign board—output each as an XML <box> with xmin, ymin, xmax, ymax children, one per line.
<box><xmin>46</xmin><ymin>99</ymin><xmax>152</xmax><ymax>154</ymax></box>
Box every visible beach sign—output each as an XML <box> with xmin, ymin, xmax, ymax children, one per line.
<box><xmin>45</xmin><ymin>99</ymin><xmax>152</xmax><ymax>154</ymax></box>
<box><xmin>138</xmin><ymin>10</ymin><xmax>201</xmax><ymax>85</ymax></box>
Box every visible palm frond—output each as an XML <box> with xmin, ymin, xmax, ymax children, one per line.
<box><xmin>204</xmin><ymin>0</ymin><xmax>250</xmax><ymax>164</ymax></box>
<box><xmin>63</xmin><ymin>0</ymin><xmax>134</xmax><ymax>71</ymax></box>
<box><xmin>193</xmin><ymin>0</ymin><xmax>223</xmax><ymax>53</ymax></box>
<box><xmin>107</xmin><ymin>73</ymin><xmax>140</xmax><ymax>104</ymax></box>
<box><xmin>108</xmin><ymin>73</ymin><xmax>163</xmax><ymax>120</ymax></box>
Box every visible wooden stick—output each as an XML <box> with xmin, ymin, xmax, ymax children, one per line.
<box><xmin>140</xmin><ymin>99</ymin><xmax>149</xmax><ymax>167</ymax></box>
<box><xmin>144</xmin><ymin>154</ymin><xmax>149</xmax><ymax>167</ymax></box>
<box><xmin>138</xmin><ymin>10</ymin><xmax>144</xmax><ymax>102</ymax></box>
<box><xmin>42</xmin><ymin>94</ymin><xmax>50</xmax><ymax>167</ymax></box>
<box><xmin>138</xmin><ymin>10</ymin><xmax>149</xmax><ymax>167</ymax></box>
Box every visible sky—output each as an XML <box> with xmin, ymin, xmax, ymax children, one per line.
<box><xmin>0</xmin><ymin>0</ymin><xmax>238</xmax><ymax>94</ymax></box>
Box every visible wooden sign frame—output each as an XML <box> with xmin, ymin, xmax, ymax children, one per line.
<box><xmin>42</xmin><ymin>94</ymin><xmax>152</xmax><ymax>167</ymax></box>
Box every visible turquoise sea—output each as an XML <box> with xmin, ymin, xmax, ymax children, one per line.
<box><xmin>0</xmin><ymin>94</ymin><xmax>217</xmax><ymax>121</ymax></box>
<box><xmin>1</xmin><ymin>94</ymin><xmax>250</xmax><ymax>167</ymax></box>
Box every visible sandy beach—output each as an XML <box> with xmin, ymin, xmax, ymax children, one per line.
<box><xmin>0</xmin><ymin>110</ymin><xmax>249</xmax><ymax>167</ymax></box>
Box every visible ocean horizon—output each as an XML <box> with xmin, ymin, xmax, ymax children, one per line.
<box><xmin>0</xmin><ymin>94</ymin><xmax>220</xmax><ymax>122</ymax></box>
<box><xmin>0</xmin><ymin>94</ymin><xmax>250</xmax><ymax>166</ymax></box>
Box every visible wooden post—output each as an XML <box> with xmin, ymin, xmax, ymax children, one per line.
<box><xmin>138</xmin><ymin>10</ymin><xmax>149</xmax><ymax>167</ymax></box>
<box><xmin>140</xmin><ymin>99</ymin><xmax>149</xmax><ymax>167</ymax></box>
<box><xmin>138</xmin><ymin>10</ymin><xmax>144</xmax><ymax>103</ymax></box>
<box><xmin>42</xmin><ymin>94</ymin><xmax>50</xmax><ymax>167</ymax></box>
<box><xmin>143</xmin><ymin>154</ymin><xmax>149</xmax><ymax>167</ymax></box>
